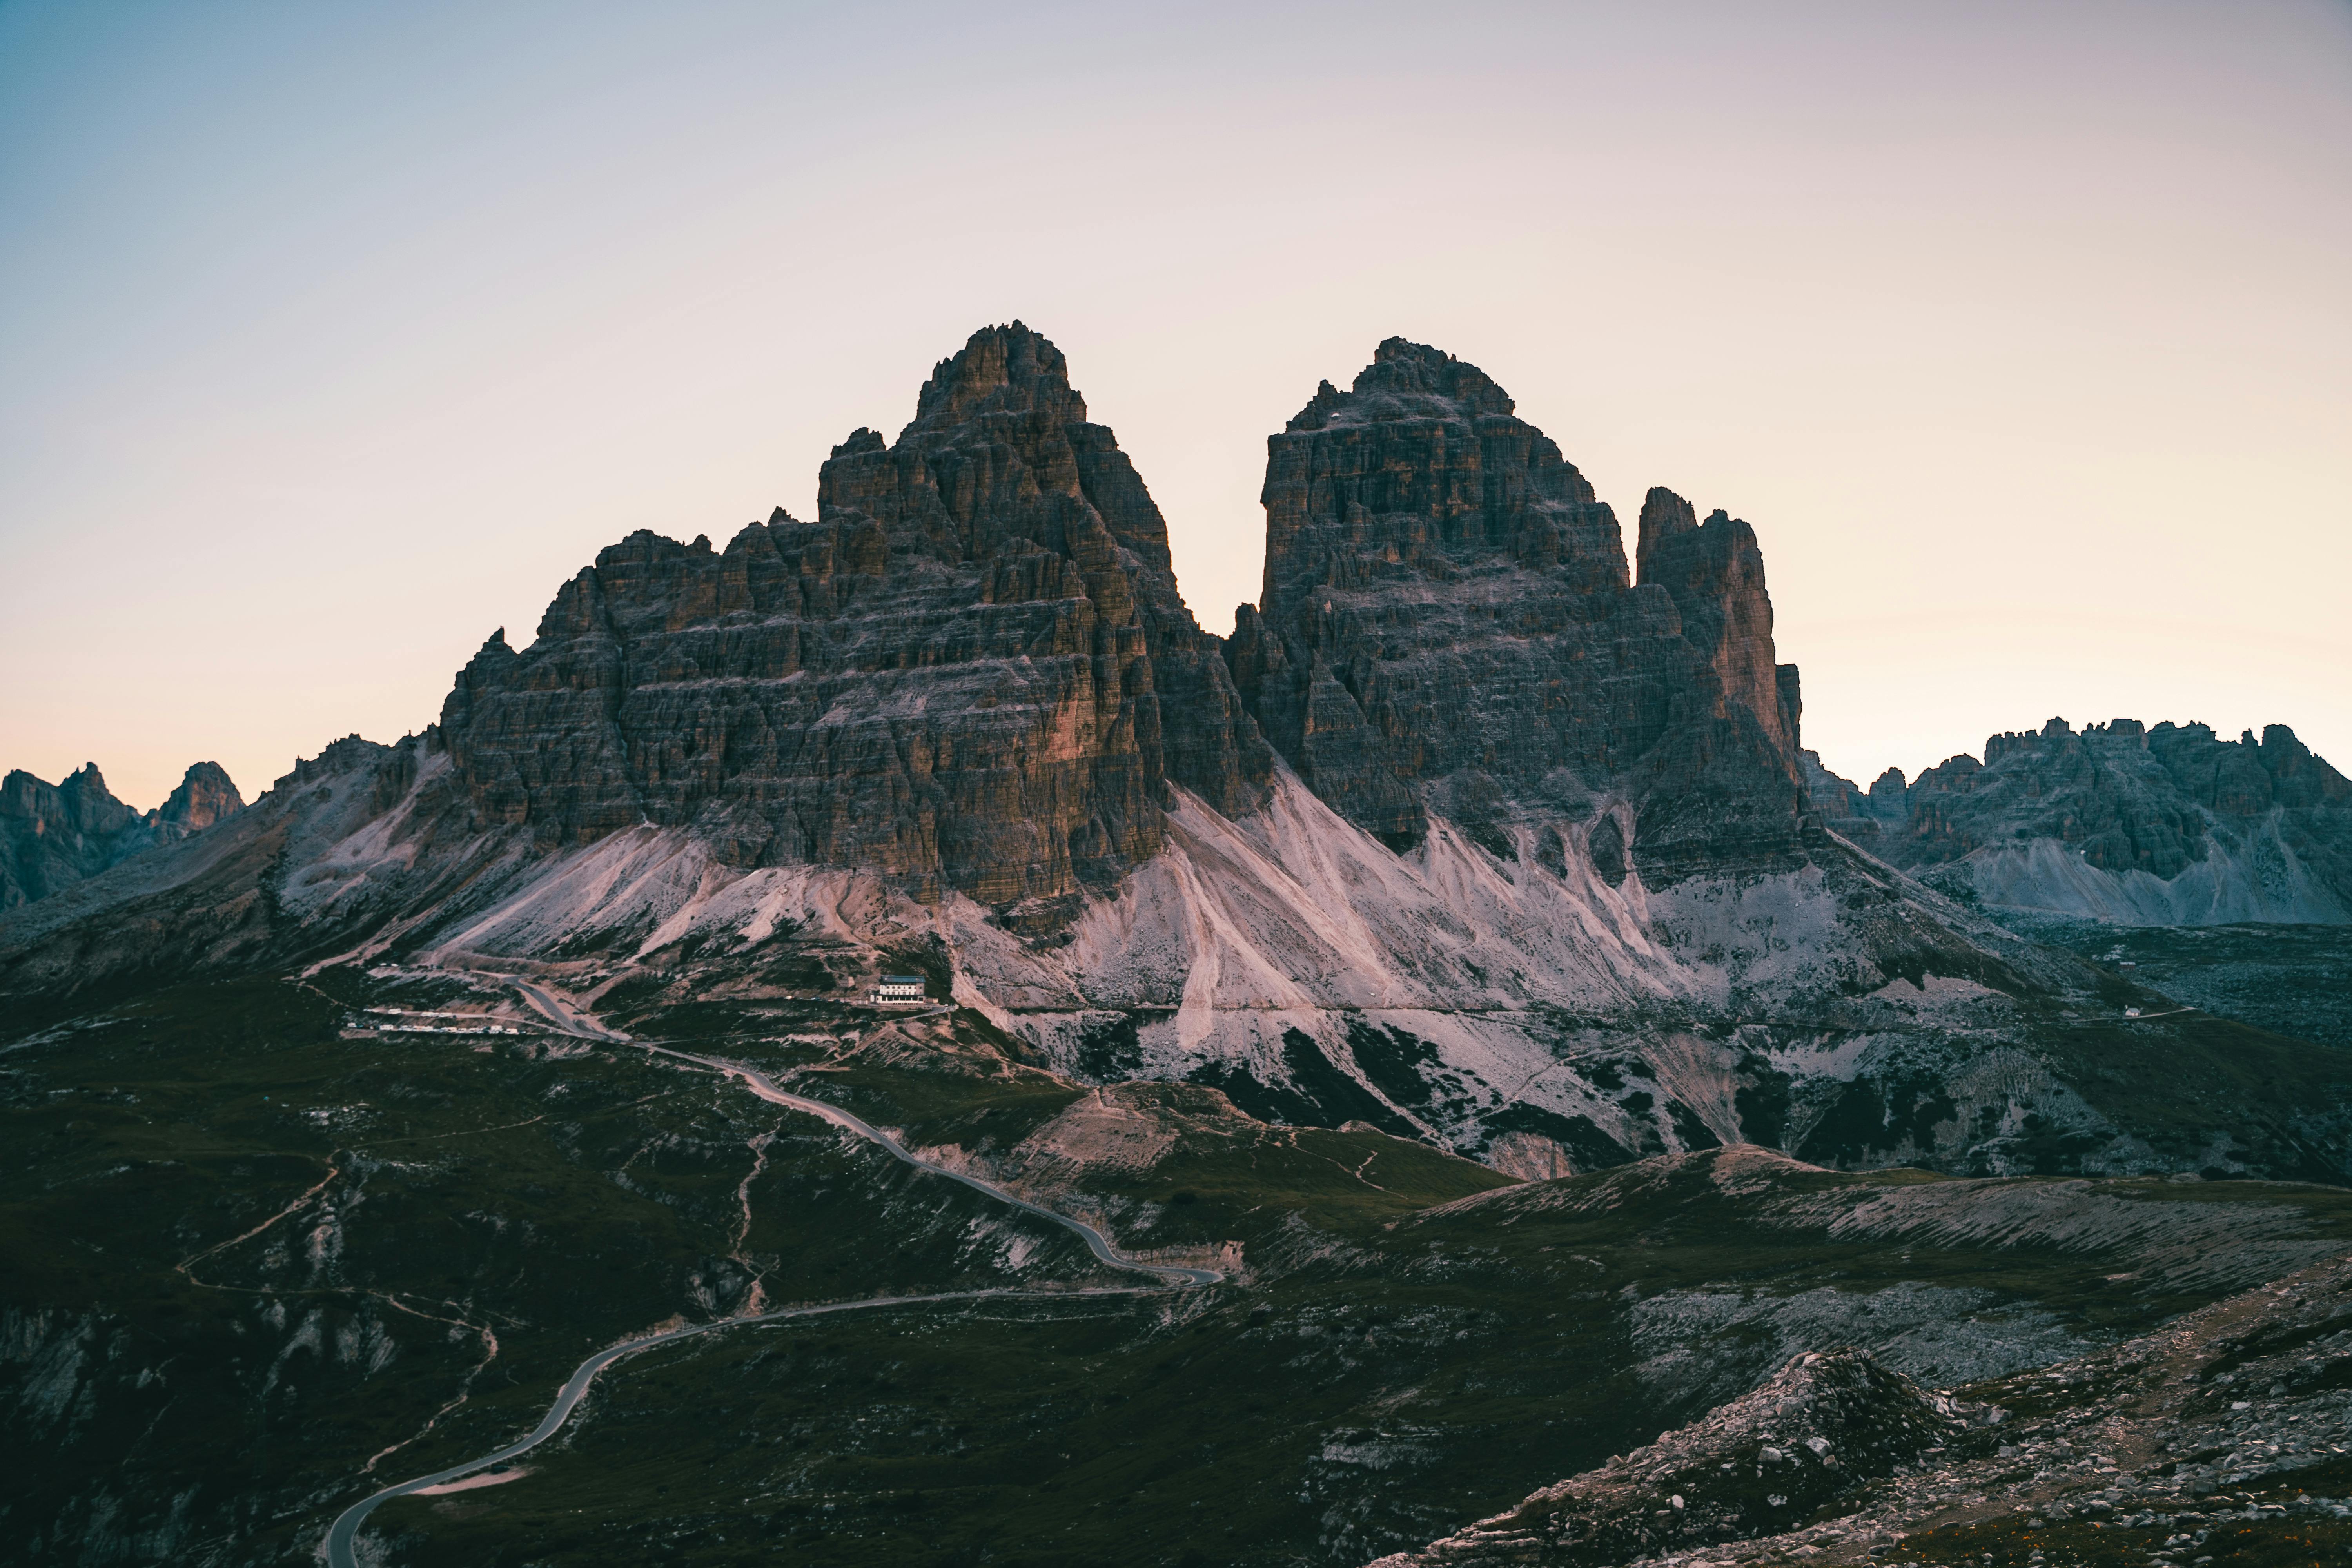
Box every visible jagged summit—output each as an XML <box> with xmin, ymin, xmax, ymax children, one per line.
<box><xmin>1232</xmin><ymin>339</ymin><xmax>1798</xmax><ymax>865</ymax></box>
<box><xmin>1633</xmin><ymin>485</ymin><xmax>1699</xmax><ymax>579</ymax></box>
<box><xmin>438</xmin><ymin>321</ymin><xmax>1267</xmax><ymax>904</ymax></box>
<box><xmin>1287</xmin><ymin>336</ymin><xmax>1519</xmax><ymax>430</ymax></box>
<box><xmin>907</xmin><ymin>320</ymin><xmax>1086</xmax><ymax>431</ymax></box>
<box><xmin>1634</xmin><ymin>492</ymin><xmax>1792</xmax><ymax>759</ymax></box>
<box><xmin>155</xmin><ymin>760</ymin><xmax>242</xmax><ymax>837</ymax></box>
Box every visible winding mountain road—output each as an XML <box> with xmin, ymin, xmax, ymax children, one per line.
<box><xmin>503</xmin><ymin>978</ymin><xmax>1220</xmax><ymax>1287</ymax></box>
<box><xmin>323</xmin><ymin>1287</ymin><xmax>1158</xmax><ymax>1566</ymax></box>
<box><xmin>324</xmin><ymin>975</ymin><xmax>1218</xmax><ymax>1567</ymax></box>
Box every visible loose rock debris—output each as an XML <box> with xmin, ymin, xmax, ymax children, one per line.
<box><xmin>1372</xmin><ymin>1251</ymin><xmax>2352</xmax><ymax>1567</ymax></box>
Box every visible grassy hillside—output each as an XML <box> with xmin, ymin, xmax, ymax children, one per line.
<box><xmin>7</xmin><ymin>967</ymin><xmax>2352</xmax><ymax>1566</ymax></box>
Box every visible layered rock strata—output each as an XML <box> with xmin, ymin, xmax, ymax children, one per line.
<box><xmin>1810</xmin><ymin>719</ymin><xmax>2352</xmax><ymax>923</ymax></box>
<box><xmin>436</xmin><ymin>333</ymin><xmax>1809</xmax><ymax>904</ymax></box>
<box><xmin>1226</xmin><ymin>339</ymin><xmax>1804</xmax><ymax>873</ymax></box>
<box><xmin>440</xmin><ymin>323</ymin><xmax>1268</xmax><ymax>906</ymax></box>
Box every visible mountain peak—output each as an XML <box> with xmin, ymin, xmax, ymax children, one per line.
<box><xmin>1635</xmin><ymin>486</ymin><xmax>1700</xmax><ymax>581</ymax></box>
<box><xmin>438</xmin><ymin>320</ymin><xmax>1266</xmax><ymax>904</ymax></box>
<box><xmin>155</xmin><ymin>761</ymin><xmax>243</xmax><ymax>837</ymax></box>
<box><xmin>1292</xmin><ymin>337</ymin><xmax>1517</xmax><ymax>425</ymax></box>
<box><xmin>909</xmin><ymin>321</ymin><xmax>1084</xmax><ymax>432</ymax></box>
<box><xmin>1238</xmin><ymin>340</ymin><xmax>1807</xmax><ymax>862</ymax></box>
<box><xmin>0</xmin><ymin>756</ymin><xmax>230</xmax><ymax>906</ymax></box>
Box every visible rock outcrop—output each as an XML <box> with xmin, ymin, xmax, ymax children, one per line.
<box><xmin>152</xmin><ymin>760</ymin><xmax>243</xmax><ymax>840</ymax></box>
<box><xmin>1226</xmin><ymin>339</ymin><xmax>1804</xmax><ymax>874</ymax></box>
<box><xmin>0</xmin><ymin>761</ymin><xmax>243</xmax><ymax>908</ymax></box>
<box><xmin>439</xmin><ymin>323</ymin><xmax>1268</xmax><ymax>907</ymax></box>
<box><xmin>1372</xmin><ymin>1225</ymin><xmax>2352</xmax><ymax>1568</ymax></box>
<box><xmin>1370</xmin><ymin>1346</ymin><xmax>1969</xmax><ymax>1566</ymax></box>
<box><xmin>1810</xmin><ymin>719</ymin><xmax>2352</xmax><ymax>924</ymax></box>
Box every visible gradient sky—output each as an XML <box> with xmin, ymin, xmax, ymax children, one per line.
<box><xmin>4</xmin><ymin>0</ymin><xmax>2347</xmax><ymax>811</ymax></box>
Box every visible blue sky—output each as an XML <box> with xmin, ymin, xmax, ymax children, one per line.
<box><xmin>4</xmin><ymin>0</ymin><xmax>2348</xmax><ymax>805</ymax></box>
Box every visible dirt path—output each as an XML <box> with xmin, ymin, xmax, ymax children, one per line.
<box><xmin>323</xmin><ymin>1286</ymin><xmax>1169</xmax><ymax>1568</ymax></box>
<box><xmin>323</xmin><ymin>970</ymin><xmax>1221</xmax><ymax>1567</ymax></box>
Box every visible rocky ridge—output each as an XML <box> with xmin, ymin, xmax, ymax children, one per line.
<box><xmin>1371</xmin><ymin>1246</ymin><xmax>2352</xmax><ymax>1568</ymax></box>
<box><xmin>1807</xmin><ymin>720</ymin><xmax>2352</xmax><ymax>925</ymax></box>
<box><xmin>1370</xmin><ymin>1347</ymin><xmax>1973</xmax><ymax>1567</ymax></box>
<box><xmin>0</xmin><ymin>761</ymin><xmax>242</xmax><ymax>909</ymax></box>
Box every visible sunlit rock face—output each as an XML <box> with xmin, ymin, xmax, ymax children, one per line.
<box><xmin>1225</xmin><ymin>338</ymin><xmax>1805</xmax><ymax>875</ymax></box>
<box><xmin>152</xmin><ymin>761</ymin><xmax>244</xmax><ymax>840</ymax></box>
<box><xmin>438</xmin><ymin>322</ymin><xmax>1269</xmax><ymax>905</ymax></box>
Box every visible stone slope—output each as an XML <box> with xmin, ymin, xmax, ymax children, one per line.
<box><xmin>1372</xmin><ymin>1241</ymin><xmax>2352</xmax><ymax>1568</ymax></box>
<box><xmin>0</xmin><ymin>738</ymin><xmax>477</xmax><ymax>1004</ymax></box>
<box><xmin>1808</xmin><ymin>718</ymin><xmax>2352</xmax><ymax>924</ymax></box>
<box><xmin>1368</xmin><ymin>1347</ymin><xmax>1971</xmax><ymax>1567</ymax></box>
<box><xmin>0</xmin><ymin>760</ymin><xmax>244</xmax><ymax>909</ymax></box>
<box><xmin>34</xmin><ymin>729</ymin><xmax>2325</xmax><ymax>1185</ymax></box>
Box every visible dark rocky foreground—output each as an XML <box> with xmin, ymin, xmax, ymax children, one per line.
<box><xmin>5</xmin><ymin>951</ymin><xmax>2348</xmax><ymax>1568</ymax></box>
<box><xmin>1371</xmin><ymin>1346</ymin><xmax>1975</xmax><ymax>1566</ymax></box>
<box><xmin>1377</xmin><ymin>1239</ymin><xmax>2352</xmax><ymax>1568</ymax></box>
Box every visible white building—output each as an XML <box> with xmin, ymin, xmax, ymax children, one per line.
<box><xmin>873</xmin><ymin>974</ymin><xmax>927</xmax><ymax>1005</ymax></box>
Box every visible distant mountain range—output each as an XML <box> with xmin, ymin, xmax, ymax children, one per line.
<box><xmin>0</xmin><ymin>760</ymin><xmax>241</xmax><ymax>908</ymax></box>
<box><xmin>4</xmin><ymin>325</ymin><xmax>2346</xmax><ymax>1186</ymax></box>
<box><xmin>1803</xmin><ymin>718</ymin><xmax>2352</xmax><ymax>925</ymax></box>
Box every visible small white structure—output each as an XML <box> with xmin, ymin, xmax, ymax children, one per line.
<box><xmin>2124</xmin><ymin>1007</ymin><xmax>2141</xmax><ymax>1018</ymax></box>
<box><xmin>873</xmin><ymin>974</ymin><xmax>927</xmax><ymax>1005</ymax></box>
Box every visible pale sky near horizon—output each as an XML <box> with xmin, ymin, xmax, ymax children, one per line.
<box><xmin>4</xmin><ymin>0</ymin><xmax>2347</xmax><ymax>812</ymax></box>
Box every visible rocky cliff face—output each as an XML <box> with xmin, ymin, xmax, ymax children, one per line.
<box><xmin>1226</xmin><ymin>339</ymin><xmax>1804</xmax><ymax>874</ymax></box>
<box><xmin>152</xmin><ymin>760</ymin><xmax>243</xmax><ymax>839</ymax></box>
<box><xmin>0</xmin><ymin>761</ymin><xmax>243</xmax><ymax>909</ymax></box>
<box><xmin>439</xmin><ymin>323</ymin><xmax>1267</xmax><ymax>908</ymax></box>
<box><xmin>1810</xmin><ymin>719</ymin><xmax>2352</xmax><ymax>924</ymax></box>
